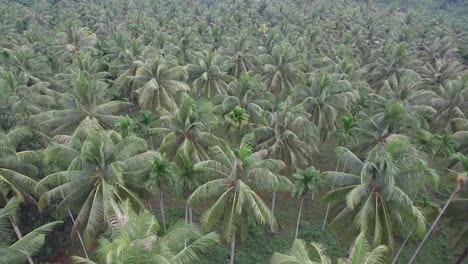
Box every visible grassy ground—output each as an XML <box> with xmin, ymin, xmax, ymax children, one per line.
<box><xmin>159</xmin><ymin>188</ymin><xmax>462</xmax><ymax>264</ymax></box>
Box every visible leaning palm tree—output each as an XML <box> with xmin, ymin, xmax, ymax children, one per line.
<box><xmin>0</xmin><ymin>197</ymin><xmax>62</xmax><ymax>264</ymax></box>
<box><xmin>292</xmin><ymin>166</ymin><xmax>320</xmax><ymax>239</ymax></box>
<box><xmin>37</xmin><ymin>130</ymin><xmax>152</xmax><ymax>247</ymax></box>
<box><xmin>72</xmin><ymin>201</ymin><xmax>219</xmax><ymax>264</ymax></box>
<box><xmin>189</xmin><ymin>145</ymin><xmax>282</xmax><ymax>264</ymax></box>
<box><xmin>132</xmin><ymin>55</ymin><xmax>190</xmax><ymax>113</ymax></box>
<box><xmin>271</xmin><ymin>239</ymin><xmax>332</xmax><ymax>264</ymax></box>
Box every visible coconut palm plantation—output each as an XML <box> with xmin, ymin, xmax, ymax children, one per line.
<box><xmin>0</xmin><ymin>0</ymin><xmax>467</xmax><ymax>263</ymax></box>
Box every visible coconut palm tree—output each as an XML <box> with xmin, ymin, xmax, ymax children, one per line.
<box><xmin>72</xmin><ymin>201</ymin><xmax>219</xmax><ymax>264</ymax></box>
<box><xmin>132</xmin><ymin>55</ymin><xmax>190</xmax><ymax>113</ymax></box>
<box><xmin>37</xmin><ymin>130</ymin><xmax>152</xmax><ymax>247</ymax></box>
<box><xmin>152</xmin><ymin>96</ymin><xmax>225</xmax><ymax>163</ymax></box>
<box><xmin>271</xmin><ymin>239</ymin><xmax>332</xmax><ymax>264</ymax></box>
<box><xmin>271</xmin><ymin>232</ymin><xmax>387</xmax><ymax>264</ymax></box>
<box><xmin>253</xmin><ymin>101</ymin><xmax>318</xmax><ymax>170</ymax></box>
<box><xmin>187</xmin><ymin>50</ymin><xmax>234</xmax><ymax>98</ymax></box>
<box><xmin>292</xmin><ymin>166</ymin><xmax>320</xmax><ymax>239</ymax></box>
<box><xmin>213</xmin><ymin>73</ymin><xmax>273</xmax><ymax>126</ymax></box>
<box><xmin>189</xmin><ymin>144</ymin><xmax>283</xmax><ymax>264</ymax></box>
<box><xmin>0</xmin><ymin>197</ymin><xmax>62</xmax><ymax>264</ymax></box>
<box><xmin>338</xmin><ymin>232</ymin><xmax>388</xmax><ymax>264</ymax></box>
<box><xmin>293</xmin><ymin>73</ymin><xmax>358</xmax><ymax>141</ymax></box>
<box><xmin>114</xmin><ymin>115</ymin><xmax>137</xmax><ymax>139</ymax></box>
<box><xmin>174</xmin><ymin>156</ymin><xmax>203</xmax><ymax>224</ymax></box>
<box><xmin>0</xmin><ymin>126</ymin><xmax>39</xmax><ymax>204</ymax></box>
<box><xmin>432</xmin><ymin>75</ymin><xmax>468</xmax><ymax>132</ymax></box>
<box><xmin>323</xmin><ymin>145</ymin><xmax>427</xmax><ymax>249</ymax></box>
<box><xmin>145</xmin><ymin>152</ymin><xmax>176</xmax><ymax>232</ymax></box>
<box><xmin>37</xmin><ymin>71</ymin><xmax>130</xmax><ymax>136</ymax></box>
<box><xmin>259</xmin><ymin>44</ymin><xmax>305</xmax><ymax>97</ymax></box>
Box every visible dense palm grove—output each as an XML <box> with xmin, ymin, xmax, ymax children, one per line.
<box><xmin>0</xmin><ymin>0</ymin><xmax>467</xmax><ymax>263</ymax></box>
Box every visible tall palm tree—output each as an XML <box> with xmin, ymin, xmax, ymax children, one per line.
<box><xmin>175</xmin><ymin>156</ymin><xmax>204</xmax><ymax>224</ymax></box>
<box><xmin>72</xmin><ymin>201</ymin><xmax>219</xmax><ymax>264</ymax></box>
<box><xmin>292</xmin><ymin>166</ymin><xmax>320</xmax><ymax>239</ymax></box>
<box><xmin>145</xmin><ymin>152</ymin><xmax>176</xmax><ymax>232</ymax></box>
<box><xmin>132</xmin><ymin>55</ymin><xmax>190</xmax><ymax>113</ymax></box>
<box><xmin>0</xmin><ymin>197</ymin><xmax>62</xmax><ymax>264</ymax></box>
<box><xmin>37</xmin><ymin>130</ymin><xmax>152</xmax><ymax>247</ymax></box>
<box><xmin>189</xmin><ymin>145</ymin><xmax>282</xmax><ymax>264</ymax></box>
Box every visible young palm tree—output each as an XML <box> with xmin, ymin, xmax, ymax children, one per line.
<box><xmin>189</xmin><ymin>145</ymin><xmax>282</xmax><ymax>264</ymax></box>
<box><xmin>0</xmin><ymin>197</ymin><xmax>62</xmax><ymax>264</ymax></box>
<box><xmin>37</xmin><ymin>130</ymin><xmax>152</xmax><ymax>247</ymax></box>
<box><xmin>271</xmin><ymin>239</ymin><xmax>332</xmax><ymax>264</ymax></box>
<box><xmin>338</xmin><ymin>232</ymin><xmax>388</xmax><ymax>264</ymax></box>
<box><xmin>72</xmin><ymin>201</ymin><xmax>219</xmax><ymax>264</ymax></box>
<box><xmin>114</xmin><ymin>115</ymin><xmax>137</xmax><ymax>139</ymax></box>
<box><xmin>292</xmin><ymin>166</ymin><xmax>320</xmax><ymax>239</ymax></box>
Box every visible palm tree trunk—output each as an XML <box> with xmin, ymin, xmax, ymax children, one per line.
<box><xmin>456</xmin><ymin>247</ymin><xmax>468</xmax><ymax>264</ymax></box>
<box><xmin>270</xmin><ymin>191</ymin><xmax>276</xmax><ymax>232</ymax></box>
<box><xmin>159</xmin><ymin>192</ymin><xmax>167</xmax><ymax>232</ymax></box>
<box><xmin>11</xmin><ymin>219</ymin><xmax>34</xmax><ymax>264</ymax></box>
<box><xmin>68</xmin><ymin>209</ymin><xmax>89</xmax><ymax>260</ymax></box>
<box><xmin>322</xmin><ymin>182</ymin><xmax>335</xmax><ymax>230</ymax></box>
<box><xmin>229</xmin><ymin>235</ymin><xmax>236</xmax><ymax>264</ymax></box>
<box><xmin>392</xmin><ymin>191</ymin><xmax>419</xmax><ymax>264</ymax></box>
<box><xmin>295</xmin><ymin>196</ymin><xmax>305</xmax><ymax>239</ymax></box>
<box><xmin>408</xmin><ymin>184</ymin><xmax>461</xmax><ymax>264</ymax></box>
<box><xmin>391</xmin><ymin>229</ymin><xmax>413</xmax><ymax>264</ymax></box>
<box><xmin>149</xmin><ymin>137</ymin><xmax>154</xmax><ymax>151</ymax></box>
<box><xmin>188</xmin><ymin>182</ymin><xmax>193</xmax><ymax>223</ymax></box>
<box><xmin>184</xmin><ymin>200</ymin><xmax>188</xmax><ymax>248</ymax></box>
